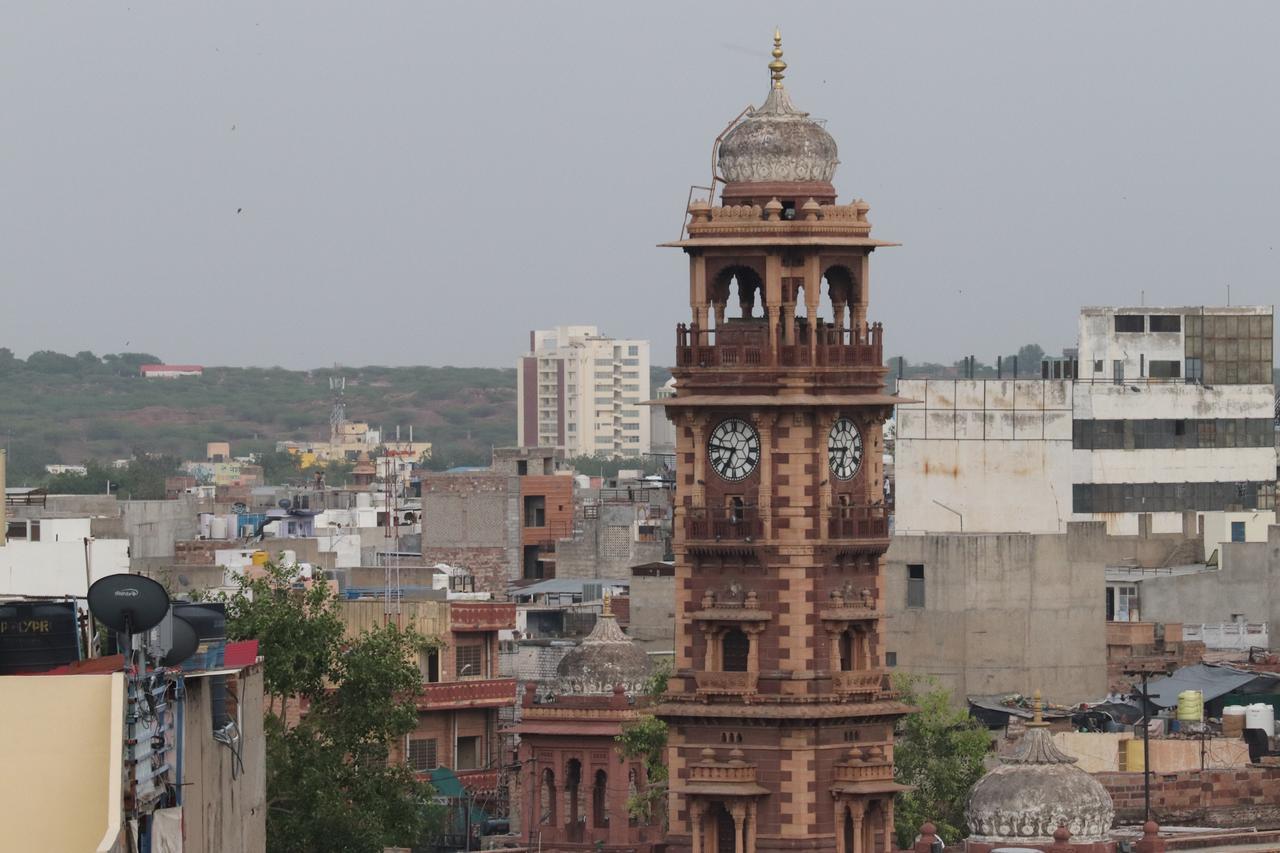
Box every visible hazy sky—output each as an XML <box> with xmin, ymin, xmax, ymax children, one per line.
<box><xmin>4</xmin><ymin>2</ymin><xmax>1279</xmax><ymax>369</ymax></box>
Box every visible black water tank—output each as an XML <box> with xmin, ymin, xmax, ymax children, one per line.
<box><xmin>0</xmin><ymin>602</ymin><xmax>80</xmax><ymax>674</ymax></box>
<box><xmin>173</xmin><ymin>602</ymin><xmax>230</xmax><ymax>729</ymax></box>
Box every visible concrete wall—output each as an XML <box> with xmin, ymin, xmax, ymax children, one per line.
<box><xmin>181</xmin><ymin>665</ymin><xmax>266</xmax><ymax>853</ymax></box>
<box><xmin>122</xmin><ymin>497</ymin><xmax>201</xmax><ymax>561</ymax></box>
<box><xmin>1202</xmin><ymin>510</ymin><xmax>1278</xmax><ymax>561</ymax></box>
<box><xmin>1138</xmin><ymin>526</ymin><xmax>1280</xmax><ymax>631</ymax></box>
<box><xmin>421</xmin><ymin>473</ymin><xmax>517</xmax><ymax>594</ymax></box>
<box><xmin>895</xmin><ymin>379</ymin><xmax>1073</xmax><ymax>534</ymax></box>
<box><xmin>0</xmin><ymin>672</ymin><xmax>125</xmax><ymax>853</ymax></box>
<box><xmin>0</xmin><ymin>535</ymin><xmax>130</xmax><ymax>597</ymax></box>
<box><xmin>884</xmin><ymin>528</ymin><xmax>1108</xmax><ymax>703</ymax></box>
<box><xmin>556</xmin><ymin>505</ymin><xmax>667</xmax><ymax>581</ymax></box>
<box><xmin>629</xmin><ymin>571</ymin><xmax>676</xmax><ymax>653</ymax></box>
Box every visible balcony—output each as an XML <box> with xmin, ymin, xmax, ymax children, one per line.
<box><xmin>832</xmin><ymin>670</ymin><xmax>886</xmax><ymax>698</ymax></box>
<box><xmin>695</xmin><ymin>670</ymin><xmax>758</xmax><ymax>698</ymax></box>
<box><xmin>675</xmin><ymin>322</ymin><xmax>883</xmax><ymax>370</ymax></box>
<box><xmin>834</xmin><ymin>760</ymin><xmax>894</xmax><ymax>785</ymax></box>
<box><xmin>686</xmin><ymin>505</ymin><xmax>763</xmax><ymax>541</ymax></box>
<box><xmin>449</xmin><ymin>601</ymin><xmax>516</xmax><ymax>632</ymax></box>
<box><xmin>828</xmin><ymin>506</ymin><xmax>889</xmax><ymax>540</ymax></box>
<box><xmin>416</xmin><ymin>677</ymin><xmax>516</xmax><ymax>711</ymax></box>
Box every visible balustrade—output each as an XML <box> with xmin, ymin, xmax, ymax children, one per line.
<box><xmin>675</xmin><ymin>322</ymin><xmax>883</xmax><ymax>369</ymax></box>
<box><xmin>694</xmin><ymin>670</ymin><xmax>759</xmax><ymax>697</ymax></box>
<box><xmin>685</xmin><ymin>505</ymin><xmax>763</xmax><ymax>541</ymax></box>
<box><xmin>831</xmin><ymin>669</ymin><xmax>886</xmax><ymax>697</ymax></box>
<box><xmin>828</xmin><ymin>506</ymin><xmax>889</xmax><ymax>540</ymax></box>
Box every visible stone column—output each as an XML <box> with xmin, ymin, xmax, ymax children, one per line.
<box><xmin>690</xmin><ymin>800</ymin><xmax>705</xmax><ymax>853</ymax></box>
<box><xmin>691</xmin><ymin>254</ymin><xmax>708</xmax><ymax>327</ymax></box>
<box><xmin>691</xmin><ymin>415</ymin><xmax>707</xmax><ymax>508</ymax></box>
<box><xmin>731</xmin><ymin>803</ymin><xmax>747</xmax><ymax>853</ymax></box>
<box><xmin>819</xmin><ymin>412</ymin><xmax>835</xmax><ymax>538</ymax></box>
<box><xmin>854</xmin><ymin>254</ymin><xmax>870</xmax><ymax>333</ymax></box>
<box><xmin>850</xmin><ymin>800</ymin><xmax>866</xmax><ymax>853</ymax></box>
<box><xmin>745</xmin><ymin>801</ymin><xmax>757</xmax><ymax>853</ymax></box>
<box><xmin>827</xmin><ymin>625</ymin><xmax>844</xmax><ymax>675</ymax></box>
<box><xmin>754</xmin><ymin>411</ymin><xmax>773</xmax><ymax>532</ymax></box>
<box><xmin>805</xmin><ymin>255</ymin><xmax>822</xmax><ymax>364</ymax></box>
<box><xmin>765</xmin><ymin>254</ymin><xmax>782</xmax><ymax>365</ymax></box>
<box><xmin>883</xmin><ymin>799</ymin><xmax>895</xmax><ymax>853</ymax></box>
<box><xmin>745</xmin><ymin>624</ymin><xmax>765</xmax><ymax>676</ymax></box>
<box><xmin>701</xmin><ymin>625</ymin><xmax>718</xmax><ymax>672</ymax></box>
<box><xmin>834</xmin><ymin>800</ymin><xmax>848</xmax><ymax>853</ymax></box>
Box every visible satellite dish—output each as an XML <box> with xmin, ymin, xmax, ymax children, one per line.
<box><xmin>278</xmin><ymin>498</ymin><xmax>292</xmax><ymax>509</ymax></box>
<box><xmin>87</xmin><ymin>574</ymin><xmax>171</xmax><ymax>635</ymax></box>
<box><xmin>161</xmin><ymin>615</ymin><xmax>199</xmax><ymax>667</ymax></box>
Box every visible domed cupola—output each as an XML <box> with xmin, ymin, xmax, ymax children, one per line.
<box><xmin>716</xmin><ymin>30</ymin><xmax>840</xmax><ymax>204</ymax></box>
<box><xmin>555</xmin><ymin>595</ymin><xmax>652</xmax><ymax>695</ymax></box>
<box><xmin>965</xmin><ymin>691</ymin><xmax>1115</xmax><ymax>845</ymax></box>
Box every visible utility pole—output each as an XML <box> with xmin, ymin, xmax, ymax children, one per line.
<box><xmin>1125</xmin><ymin>660</ymin><xmax>1174</xmax><ymax>822</ymax></box>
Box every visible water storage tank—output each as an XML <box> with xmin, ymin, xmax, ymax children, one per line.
<box><xmin>1177</xmin><ymin>690</ymin><xmax>1204</xmax><ymax>723</ymax></box>
<box><xmin>1124</xmin><ymin>738</ymin><xmax>1145</xmax><ymax>772</ymax></box>
<box><xmin>173</xmin><ymin>603</ymin><xmax>230</xmax><ymax>730</ymax></box>
<box><xmin>250</xmin><ymin>551</ymin><xmax>269</xmax><ymax>567</ymax></box>
<box><xmin>209</xmin><ymin>516</ymin><xmax>228</xmax><ymax>540</ymax></box>
<box><xmin>1223</xmin><ymin>705</ymin><xmax>1247</xmax><ymax>737</ymax></box>
<box><xmin>1246</xmin><ymin>703</ymin><xmax>1276</xmax><ymax>737</ymax></box>
<box><xmin>0</xmin><ymin>602</ymin><xmax>80</xmax><ymax>674</ymax></box>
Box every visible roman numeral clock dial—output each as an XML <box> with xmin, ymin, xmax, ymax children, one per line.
<box><xmin>708</xmin><ymin>418</ymin><xmax>761</xmax><ymax>481</ymax></box>
<box><xmin>828</xmin><ymin>417</ymin><xmax>864</xmax><ymax>480</ymax></box>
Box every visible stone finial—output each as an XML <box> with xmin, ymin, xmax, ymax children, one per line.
<box><xmin>768</xmin><ymin>28</ymin><xmax>787</xmax><ymax>88</ymax></box>
<box><xmin>700</xmin><ymin>747</ymin><xmax>716</xmax><ymax>761</ymax></box>
<box><xmin>764</xmin><ymin>198</ymin><xmax>783</xmax><ymax>222</ymax></box>
<box><xmin>522</xmin><ymin>681</ymin><xmax>537</xmax><ymax>708</ymax></box>
<box><xmin>744</xmin><ymin>590</ymin><xmax>759</xmax><ymax>609</ymax></box>
<box><xmin>801</xmin><ymin>198</ymin><xmax>821</xmax><ymax>221</ymax></box>
<box><xmin>1029</xmin><ymin>688</ymin><xmax>1047</xmax><ymax>728</ymax></box>
<box><xmin>914</xmin><ymin>822</ymin><xmax>939</xmax><ymax>853</ymax></box>
<box><xmin>701</xmin><ymin>590</ymin><xmax>716</xmax><ymax>609</ymax></box>
<box><xmin>1136</xmin><ymin>820</ymin><xmax>1165</xmax><ymax>853</ymax></box>
<box><xmin>602</xmin><ymin>589</ymin><xmax>612</xmax><ymax>618</ymax></box>
<box><xmin>1052</xmin><ymin>824</ymin><xmax>1072</xmax><ymax>846</ymax></box>
<box><xmin>728</xmin><ymin>746</ymin><xmax>745</xmax><ymax>764</ymax></box>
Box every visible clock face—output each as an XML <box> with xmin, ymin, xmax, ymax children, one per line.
<box><xmin>708</xmin><ymin>418</ymin><xmax>761</xmax><ymax>482</ymax></box>
<box><xmin>828</xmin><ymin>417</ymin><xmax>864</xmax><ymax>480</ymax></box>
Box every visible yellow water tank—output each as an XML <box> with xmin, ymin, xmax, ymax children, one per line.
<box><xmin>251</xmin><ymin>551</ymin><xmax>269</xmax><ymax>567</ymax></box>
<box><xmin>1177</xmin><ymin>689</ymin><xmax>1204</xmax><ymax>723</ymax></box>
<box><xmin>1125</xmin><ymin>738</ymin><xmax>1145</xmax><ymax>772</ymax></box>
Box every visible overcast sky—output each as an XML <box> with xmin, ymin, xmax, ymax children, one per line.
<box><xmin>4</xmin><ymin>2</ymin><xmax>1278</xmax><ymax>369</ymax></box>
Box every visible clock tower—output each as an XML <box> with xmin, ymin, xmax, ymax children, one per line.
<box><xmin>657</xmin><ymin>33</ymin><xmax>911</xmax><ymax>853</ymax></box>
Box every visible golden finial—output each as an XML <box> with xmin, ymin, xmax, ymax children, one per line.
<box><xmin>1028</xmin><ymin>689</ymin><xmax>1048</xmax><ymax>728</ymax></box>
<box><xmin>768</xmin><ymin>27</ymin><xmax>787</xmax><ymax>88</ymax></box>
<box><xmin>602</xmin><ymin>590</ymin><xmax>613</xmax><ymax>618</ymax></box>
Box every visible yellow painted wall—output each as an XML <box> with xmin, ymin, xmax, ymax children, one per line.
<box><xmin>0</xmin><ymin>673</ymin><xmax>124</xmax><ymax>853</ymax></box>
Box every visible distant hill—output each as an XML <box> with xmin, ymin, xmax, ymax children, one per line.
<box><xmin>0</xmin><ymin>350</ymin><xmax>676</xmax><ymax>484</ymax></box>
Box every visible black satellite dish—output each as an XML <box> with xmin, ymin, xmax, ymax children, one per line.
<box><xmin>161</xmin><ymin>615</ymin><xmax>199</xmax><ymax>667</ymax></box>
<box><xmin>87</xmin><ymin>574</ymin><xmax>171</xmax><ymax>637</ymax></box>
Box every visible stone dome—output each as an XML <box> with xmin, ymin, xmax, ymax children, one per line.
<box><xmin>555</xmin><ymin>607</ymin><xmax>651</xmax><ymax>695</ymax></box>
<box><xmin>716</xmin><ymin>33</ymin><xmax>839</xmax><ymax>185</ymax></box>
<box><xmin>966</xmin><ymin>703</ymin><xmax>1115</xmax><ymax>844</ymax></box>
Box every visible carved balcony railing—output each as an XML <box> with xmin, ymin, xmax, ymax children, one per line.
<box><xmin>686</xmin><ymin>505</ymin><xmax>764</xmax><ymax>542</ymax></box>
<box><xmin>828</xmin><ymin>506</ymin><xmax>890</xmax><ymax>540</ymax></box>
<box><xmin>834</xmin><ymin>761</ymin><xmax>894</xmax><ymax>784</ymax></box>
<box><xmin>449</xmin><ymin>601</ymin><xmax>516</xmax><ymax>632</ymax></box>
<box><xmin>455</xmin><ymin>767</ymin><xmax>500</xmax><ymax>795</ymax></box>
<box><xmin>675</xmin><ymin>322</ymin><xmax>883</xmax><ymax>370</ymax></box>
<box><xmin>832</xmin><ymin>670</ymin><xmax>886</xmax><ymax>698</ymax></box>
<box><xmin>694</xmin><ymin>670</ymin><xmax>758</xmax><ymax>698</ymax></box>
<box><xmin>689</xmin><ymin>761</ymin><xmax>760</xmax><ymax>785</ymax></box>
<box><xmin>416</xmin><ymin>677</ymin><xmax>516</xmax><ymax>711</ymax></box>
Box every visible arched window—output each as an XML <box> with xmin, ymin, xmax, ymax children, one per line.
<box><xmin>840</xmin><ymin>627</ymin><xmax>869</xmax><ymax>672</ymax></box>
<box><xmin>565</xmin><ymin>759</ymin><xmax>583</xmax><ymax>828</ymax></box>
<box><xmin>722</xmin><ymin>628</ymin><xmax>749</xmax><ymax>673</ymax></box>
<box><xmin>592</xmin><ymin>769</ymin><xmax>609</xmax><ymax>828</ymax></box>
<box><xmin>715</xmin><ymin>804</ymin><xmax>737</xmax><ymax>853</ymax></box>
<box><xmin>540</xmin><ymin>768</ymin><xmax>556</xmax><ymax>825</ymax></box>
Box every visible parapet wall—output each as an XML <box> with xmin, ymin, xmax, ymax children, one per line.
<box><xmin>1098</xmin><ymin>767</ymin><xmax>1280</xmax><ymax>828</ymax></box>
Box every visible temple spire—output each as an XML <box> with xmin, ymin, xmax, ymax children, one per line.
<box><xmin>769</xmin><ymin>28</ymin><xmax>787</xmax><ymax>88</ymax></box>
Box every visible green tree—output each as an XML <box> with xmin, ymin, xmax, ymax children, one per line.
<box><xmin>616</xmin><ymin>660</ymin><xmax>672</xmax><ymax>827</ymax></box>
<box><xmin>892</xmin><ymin>675</ymin><xmax>990</xmax><ymax>847</ymax></box>
<box><xmin>1016</xmin><ymin>344</ymin><xmax>1045</xmax><ymax>375</ymax></box>
<box><xmin>223</xmin><ymin>562</ymin><xmax>439</xmax><ymax>853</ymax></box>
<box><xmin>256</xmin><ymin>450</ymin><xmax>305</xmax><ymax>485</ymax></box>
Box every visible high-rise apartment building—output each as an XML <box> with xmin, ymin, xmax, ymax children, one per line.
<box><xmin>517</xmin><ymin>326</ymin><xmax>651</xmax><ymax>458</ymax></box>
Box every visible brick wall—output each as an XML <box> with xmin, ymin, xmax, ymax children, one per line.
<box><xmin>421</xmin><ymin>546</ymin><xmax>509</xmax><ymax>598</ymax></box>
<box><xmin>1098</xmin><ymin>767</ymin><xmax>1280</xmax><ymax>828</ymax></box>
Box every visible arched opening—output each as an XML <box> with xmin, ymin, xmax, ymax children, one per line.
<box><xmin>722</xmin><ymin>628</ymin><xmax>749</xmax><ymax>672</ymax></box>
<box><xmin>726</xmin><ymin>494</ymin><xmax>745</xmax><ymax>523</ymax></box>
<box><xmin>592</xmin><ymin>769</ymin><xmax>609</xmax><ymax>828</ymax></box>
<box><xmin>715</xmin><ymin>804</ymin><xmax>737</xmax><ymax>853</ymax></box>
<box><xmin>843</xmin><ymin>807</ymin><xmax>855</xmax><ymax>853</ymax></box>
<box><xmin>628</xmin><ymin>768</ymin><xmax>639</xmax><ymax>827</ymax></box>
<box><xmin>711</xmin><ymin>265</ymin><xmax>766</xmax><ymax>329</ymax></box>
<box><xmin>840</xmin><ymin>627</ymin><xmax>869</xmax><ymax>672</ymax></box>
<box><xmin>540</xmin><ymin>768</ymin><xmax>556</xmax><ymax>826</ymax></box>
<box><xmin>565</xmin><ymin>759</ymin><xmax>583</xmax><ymax>836</ymax></box>
<box><xmin>864</xmin><ymin>800</ymin><xmax>883</xmax><ymax>853</ymax></box>
<box><xmin>823</xmin><ymin>265</ymin><xmax>859</xmax><ymax>340</ymax></box>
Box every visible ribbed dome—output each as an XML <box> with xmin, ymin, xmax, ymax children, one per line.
<box><xmin>555</xmin><ymin>610</ymin><xmax>651</xmax><ymax>695</ymax></box>
<box><xmin>966</xmin><ymin>717</ymin><xmax>1115</xmax><ymax>843</ymax></box>
<box><xmin>717</xmin><ymin>33</ymin><xmax>838</xmax><ymax>185</ymax></box>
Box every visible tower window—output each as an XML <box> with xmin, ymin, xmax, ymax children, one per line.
<box><xmin>906</xmin><ymin>564</ymin><xmax>925</xmax><ymax>608</ymax></box>
<box><xmin>722</xmin><ymin>628</ymin><xmax>749</xmax><ymax>672</ymax></box>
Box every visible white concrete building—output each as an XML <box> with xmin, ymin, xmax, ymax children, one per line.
<box><xmin>896</xmin><ymin>306</ymin><xmax>1277</xmax><ymax>536</ymax></box>
<box><xmin>516</xmin><ymin>325</ymin><xmax>651</xmax><ymax>458</ymax></box>
<box><xmin>0</xmin><ymin>516</ymin><xmax>130</xmax><ymax>597</ymax></box>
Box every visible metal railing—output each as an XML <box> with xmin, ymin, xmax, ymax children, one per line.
<box><xmin>675</xmin><ymin>322</ymin><xmax>883</xmax><ymax>369</ymax></box>
<box><xmin>686</xmin><ymin>505</ymin><xmax>763</xmax><ymax>541</ymax></box>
